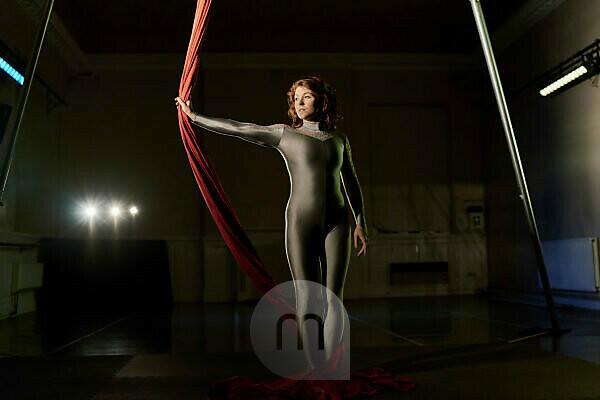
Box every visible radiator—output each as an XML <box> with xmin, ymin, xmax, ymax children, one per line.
<box><xmin>0</xmin><ymin>263</ymin><xmax>44</xmax><ymax>318</ymax></box>
<box><xmin>14</xmin><ymin>263</ymin><xmax>44</xmax><ymax>292</ymax></box>
<box><xmin>541</xmin><ymin>237</ymin><xmax>600</xmax><ymax>292</ymax></box>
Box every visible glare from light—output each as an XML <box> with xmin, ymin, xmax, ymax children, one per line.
<box><xmin>83</xmin><ymin>205</ymin><xmax>98</xmax><ymax>219</ymax></box>
<box><xmin>110</xmin><ymin>206</ymin><xmax>121</xmax><ymax>217</ymax></box>
<box><xmin>0</xmin><ymin>56</ymin><xmax>24</xmax><ymax>85</ymax></box>
<box><xmin>540</xmin><ymin>65</ymin><xmax>588</xmax><ymax>96</ymax></box>
<box><xmin>129</xmin><ymin>206</ymin><xmax>139</xmax><ymax>216</ymax></box>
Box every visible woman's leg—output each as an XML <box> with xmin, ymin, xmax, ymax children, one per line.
<box><xmin>322</xmin><ymin>216</ymin><xmax>351</xmax><ymax>360</ymax></box>
<box><xmin>285</xmin><ymin>219</ymin><xmax>325</xmax><ymax>369</ymax></box>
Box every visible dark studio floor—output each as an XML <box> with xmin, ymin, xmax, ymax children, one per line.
<box><xmin>2</xmin><ymin>295</ymin><xmax>600</xmax><ymax>399</ymax></box>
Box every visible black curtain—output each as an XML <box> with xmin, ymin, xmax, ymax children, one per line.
<box><xmin>38</xmin><ymin>238</ymin><xmax>172</xmax><ymax>314</ymax></box>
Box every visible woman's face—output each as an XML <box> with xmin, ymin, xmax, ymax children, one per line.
<box><xmin>294</xmin><ymin>86</ymin><xmax>318</xmax><ymax>121</ymax></box>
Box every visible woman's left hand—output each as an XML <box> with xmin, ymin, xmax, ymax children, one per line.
<box><xmin>353</xmin><ymin>225</ymin><xmax>367</xmax><ymax>256</ymax></box>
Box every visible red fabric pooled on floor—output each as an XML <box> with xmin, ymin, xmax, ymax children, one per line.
<box><xmin>208</xmin><ymin>368</ymin><xmax>415</xmax><ymax>400</ymax></box>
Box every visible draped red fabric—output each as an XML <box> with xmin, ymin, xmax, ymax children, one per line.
<box><xmin>177</xmin><ymin>0</ymin><xmax>276</xmax><ymax>295</ymax></box>
<box><xmin>177</xmin><ymin>1</ymin><xmax>415</xmax><ymax>397</ymax></box>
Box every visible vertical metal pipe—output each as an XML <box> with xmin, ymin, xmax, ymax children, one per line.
<box><xmin>0</xmin><ymin>0</ymin><xmax>55</xmax><ymax>203</ymax></box>
<box><xmin>468</xmin><ymin>0</ymin><xmax>560</xmax><ymax>332</ymax></box>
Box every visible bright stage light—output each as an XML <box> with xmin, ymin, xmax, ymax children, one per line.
<box><xmin>83</xmin><ymin>205</ymin><xmax>97</xmax><ymax>219</ymax></box>
<box><xmin>0</xmin><ymin>56</ymin><xmax>24</xmax><ymax>85</ymax></box>
<box><xmin>110</xmin><ymin>206</ymin><xmax>121</xmax><ymax>217</ymax></box>
<box><xmin>129</xmin><ymin>206</ymin><xmax>139</xmax><ymax>216</ymax></box>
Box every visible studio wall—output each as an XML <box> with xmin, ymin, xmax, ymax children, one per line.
<box><xmin>487</xmin><ymin>0</ymin><xmax>600</xmax><ymax>296</ymax></box>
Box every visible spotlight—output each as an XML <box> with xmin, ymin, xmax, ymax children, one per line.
<box><xmin>129</xmin><ymin>206</ymin><xmax>139</xmax><ymax>216</ymax></box>
<box><xmin>110</xmin><ymin>206</ymin><xmax>121</xmax><ymax>217</ymax></box>
<box><xmin>83</xmin><ymin>205</ymin><xmax>97</xmax><ymax>219</ymax></box>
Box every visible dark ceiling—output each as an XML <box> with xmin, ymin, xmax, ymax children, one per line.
<box><xmin>53</xmin><ymin>0</ymin><xmax>528</xmax><ymax>54</ymax></box>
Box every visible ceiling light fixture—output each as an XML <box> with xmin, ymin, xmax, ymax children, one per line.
<box><xmin>538</xmin><ymin>39</ymin><xmax>600</xmax><ymax>97</ymax></box>
<box><xmin>0</xmin><ymin>55</ymin><xmax>24</xmax><ymax>85</ymax></box>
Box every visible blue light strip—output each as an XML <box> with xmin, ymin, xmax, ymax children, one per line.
<box><xmin>0</xmin><ymin>55</ymin><xmax>24</xmax><ymax>85</ymax></box>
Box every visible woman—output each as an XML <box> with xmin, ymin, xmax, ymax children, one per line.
<box><xmin>175</xmin><ymin>76</ymin><xmax>367</xmax><ymax>368</ymax></box>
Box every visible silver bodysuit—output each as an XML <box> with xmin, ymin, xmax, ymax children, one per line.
<box><xmin>190</xmin><ymin>114</ymin><xmax>367</xmax><ymax>297</ymax></box>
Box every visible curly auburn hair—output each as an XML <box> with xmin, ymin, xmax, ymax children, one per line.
<box><xmin>286</xmin><ymin>76</ymin><xmax>340</xmax><ymax>131</ymax></box>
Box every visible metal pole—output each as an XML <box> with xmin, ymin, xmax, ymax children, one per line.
<box><xmin>468</xmin><ymin>0</ymin><xmax>560</xmax><ymax>332</ymax></box>
<box><xmin>0</xmin><ymin>0</ymin><xmax>55</xmax><ymax>204</ymax></box>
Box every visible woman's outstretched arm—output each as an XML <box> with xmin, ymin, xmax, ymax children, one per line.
<box><xmin>175</xmin><ymin>97</ymin><xmax>284</xmax><ymax>148</ymax></box>
<box><xmin>340</xmin><ymin>134</ymin><xmax>369</xmax><ymax>246</ymax></box>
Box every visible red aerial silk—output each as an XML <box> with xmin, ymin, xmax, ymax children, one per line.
<box><xmin>177</xmin><ymin>1</ymin><xmax>276</xmax><ymax>295</ymax></box>
<box><xmin>177</xmin><ymin>1</ymin><xmax>415</xmax><ymax>397</ymax></box>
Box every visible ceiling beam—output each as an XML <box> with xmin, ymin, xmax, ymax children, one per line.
<box><xmin>491</xmin><ymin>0</ymin><xmax>567</xmax><ymax>52</ymax></box>
<box><xmin>15</xmin><ymin>0</ymin><xmax>88</xmax><ymax>73</ymax></box>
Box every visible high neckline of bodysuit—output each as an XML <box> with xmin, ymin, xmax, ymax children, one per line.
<box><xmin>300</xmin><ymin>120</ymin><xmax>321</xmax><ymax>131</ymax></box>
